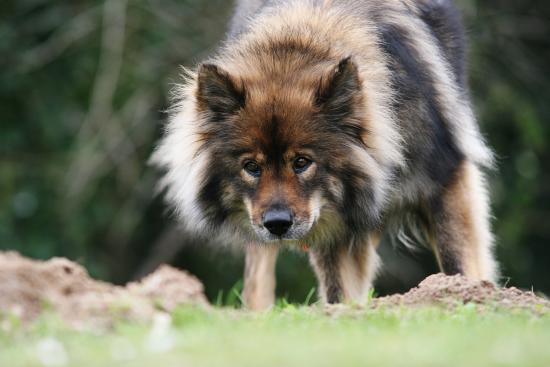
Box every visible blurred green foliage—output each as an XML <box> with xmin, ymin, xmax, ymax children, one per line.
<box><xmin>1</xmin><ymin>0</ymin><xmax>549</xmax><ymax>301</ymax></box>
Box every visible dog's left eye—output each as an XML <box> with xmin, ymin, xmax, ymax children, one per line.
<box><xmin>243</xmin><ymin>161</ymin><xmax>261</xmax><ymax>177</ymax></box>
<box><xmin>293</xmin><ymin>157</ymin><xmax>312</xmax><ymax>173</ymax></box>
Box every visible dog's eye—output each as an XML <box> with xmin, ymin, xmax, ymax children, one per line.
<box><xmin>243</xmin><ymin>161</ymin><xmax>261</xmax><ymax>177</ymax></box>
<box><xmin>293</xmin><ymin>157</ymin><xmax>312</xmax><ymax>173</ymax></box>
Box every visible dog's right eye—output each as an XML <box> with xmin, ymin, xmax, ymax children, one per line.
<box><xmin>243</xmin><ymin>161</ymin><xmax>261</xmax><ymax>177</ymax></box>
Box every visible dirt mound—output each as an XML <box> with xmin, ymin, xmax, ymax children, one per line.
<box><xmin>1</xmin><ymin>252</ymin><xmax>548</xmax><ymax>327</ymax></box>
<box><xmin>372</xmin><ymin>273</ymin><xmax>550</xmax><ymax>313</ymax></box>
<box><xmin>0</xmin><ymin>252</ymin><xmax>208</xmax><ymax>328</ymax></box>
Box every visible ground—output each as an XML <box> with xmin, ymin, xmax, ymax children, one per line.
<box><xmin>3</xmin><ymin>306</ymin><xmax>550</xmax><ymax>367</ymax></box>
<box><xmin>1</xmin><ymin>252</ymin><xmax>549</xmax><ymax>367</ymax></box>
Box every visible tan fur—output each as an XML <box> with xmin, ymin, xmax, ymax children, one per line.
<box><xmin>337</xmin><ymin>234</ymin><xmax>381</xmax><ymax>304</ymax></box>
<box><xmin>306</xmin><ymin>248</ymin><xmax>329</xmax><ymax>302</ymax></box>
<box><xmin>242</xmin><ymin>244</ymin><xmax>279</xmax><ymax>310</ymax></box>
<box><xmin>430</xmin><ymin>161</ymin><xmax>498</xmax><ymax>281</ymax></box>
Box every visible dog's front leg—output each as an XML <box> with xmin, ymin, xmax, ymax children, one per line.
<box><xmin>242</xmin><ymin>244</ymin><xmax>279</xmax><ymax>310</ymax></box>
<box><xmin>308</xmin><ymin>235</ymin><xmax>380</xmax><ymax>304</ymax></box>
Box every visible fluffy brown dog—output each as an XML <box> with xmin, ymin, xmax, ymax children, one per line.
<box><xmin>152</xmin><ymin>0</ymin><xmax>498</xmax><ymax>310</ymax></box>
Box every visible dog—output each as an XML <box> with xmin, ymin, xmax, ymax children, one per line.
<box><xmin>152</xmin><ymin>0</ymin><xmax>499</xmax><ymax>310</ymax></box>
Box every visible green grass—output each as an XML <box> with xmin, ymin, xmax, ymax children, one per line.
<box><xmin>1</xmin><ymin>304</ymin><xmax>550</xmax><ymax>367</ymax></box>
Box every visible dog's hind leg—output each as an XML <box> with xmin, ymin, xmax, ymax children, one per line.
<box><xmin>429</xmin><ymin>161</ymin><xmax>498</xmax><ymax>282</ymax></box>
<box><xmin>242</xmin><ymin>244</ymin><xmax>279</xmax><ymax>311</ymax></box>
<box><xmin>309</xmin><ymin>233</ymin><xmax>380</xmax><ymax>304</ymax></box>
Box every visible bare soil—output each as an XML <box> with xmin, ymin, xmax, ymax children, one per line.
<box><xmin>0</xmin><ymin>252</ymin><xmax>208</xmax><ymax>328</ymax></box>
<box><xmin>0</xmin><ymin>252</ymin><xmax>548</xmax><ymax>328</ymax></box>
<box><xmin>371</xmin><ymin>273</ymin><xmax>550</xmax><ymax>313</ymax></box>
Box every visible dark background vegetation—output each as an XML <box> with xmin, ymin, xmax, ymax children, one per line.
<box><xmin>1</xmin><ymin>0</ymin><xmax>549</xmax><ymax>302</ymax></box>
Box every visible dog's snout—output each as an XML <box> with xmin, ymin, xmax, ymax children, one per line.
<box><xmin>262</xmin><ymin>207</ymin><xmax>293</xmax><ymax>236</ymax></box>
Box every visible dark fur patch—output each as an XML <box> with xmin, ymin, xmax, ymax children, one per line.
<box><xmin>311</xmin><ymin>246</ymin><xmax>344</xmax><ymax>303</ymax></box>
<box><xmin>316</xmin><ymin>57</ymin><xmax>367</xmax><ymax>146</ymax></box>
<box><xmin>417</xmin><ymin>0</ymin><xmax>467</xmax><ymax>88</ymax></box>
<box><xmin>338</xmin><ymin>165</ymin><xmax>378</xmax><ymax>234</ymax></box>
<box><xmin>248</xmin><ymin>34</ymin><xmax>332</xmax><ymax>63</ymax></box>
<box><xmin>196</xmin><ymin>64</ymin><xmax>246</xmax><ymax>120</ymax></box>
<box><xmin>379</xmin><ymin>22</ymin><xmax>464</xmax><ymax>190</ymax></box>
<box><xmin>197</xmin><ymin>160</ymin><xmax>232</xmax><ymax>226</ymax></box>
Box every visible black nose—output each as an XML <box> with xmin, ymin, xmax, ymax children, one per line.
<box><xmin>263</xmin><ymin>207</ymin><xmax>293</xmax><ymax>236</ymax></box>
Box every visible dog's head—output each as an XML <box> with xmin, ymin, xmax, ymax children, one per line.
<box><xmin>179</xmin><ymin>55</ymin><xmax>386</xmax><ymax>244</ymax></box>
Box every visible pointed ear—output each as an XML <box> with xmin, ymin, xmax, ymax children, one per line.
<box><xmin>196</xmin><ymin>64</ymin><xmax>245</xmax><ymax>118</ymax></box>
<box><xmin>315</xmin><ymin>57</ymin><xmax>361</xmax><ymax>117</ymax></box>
